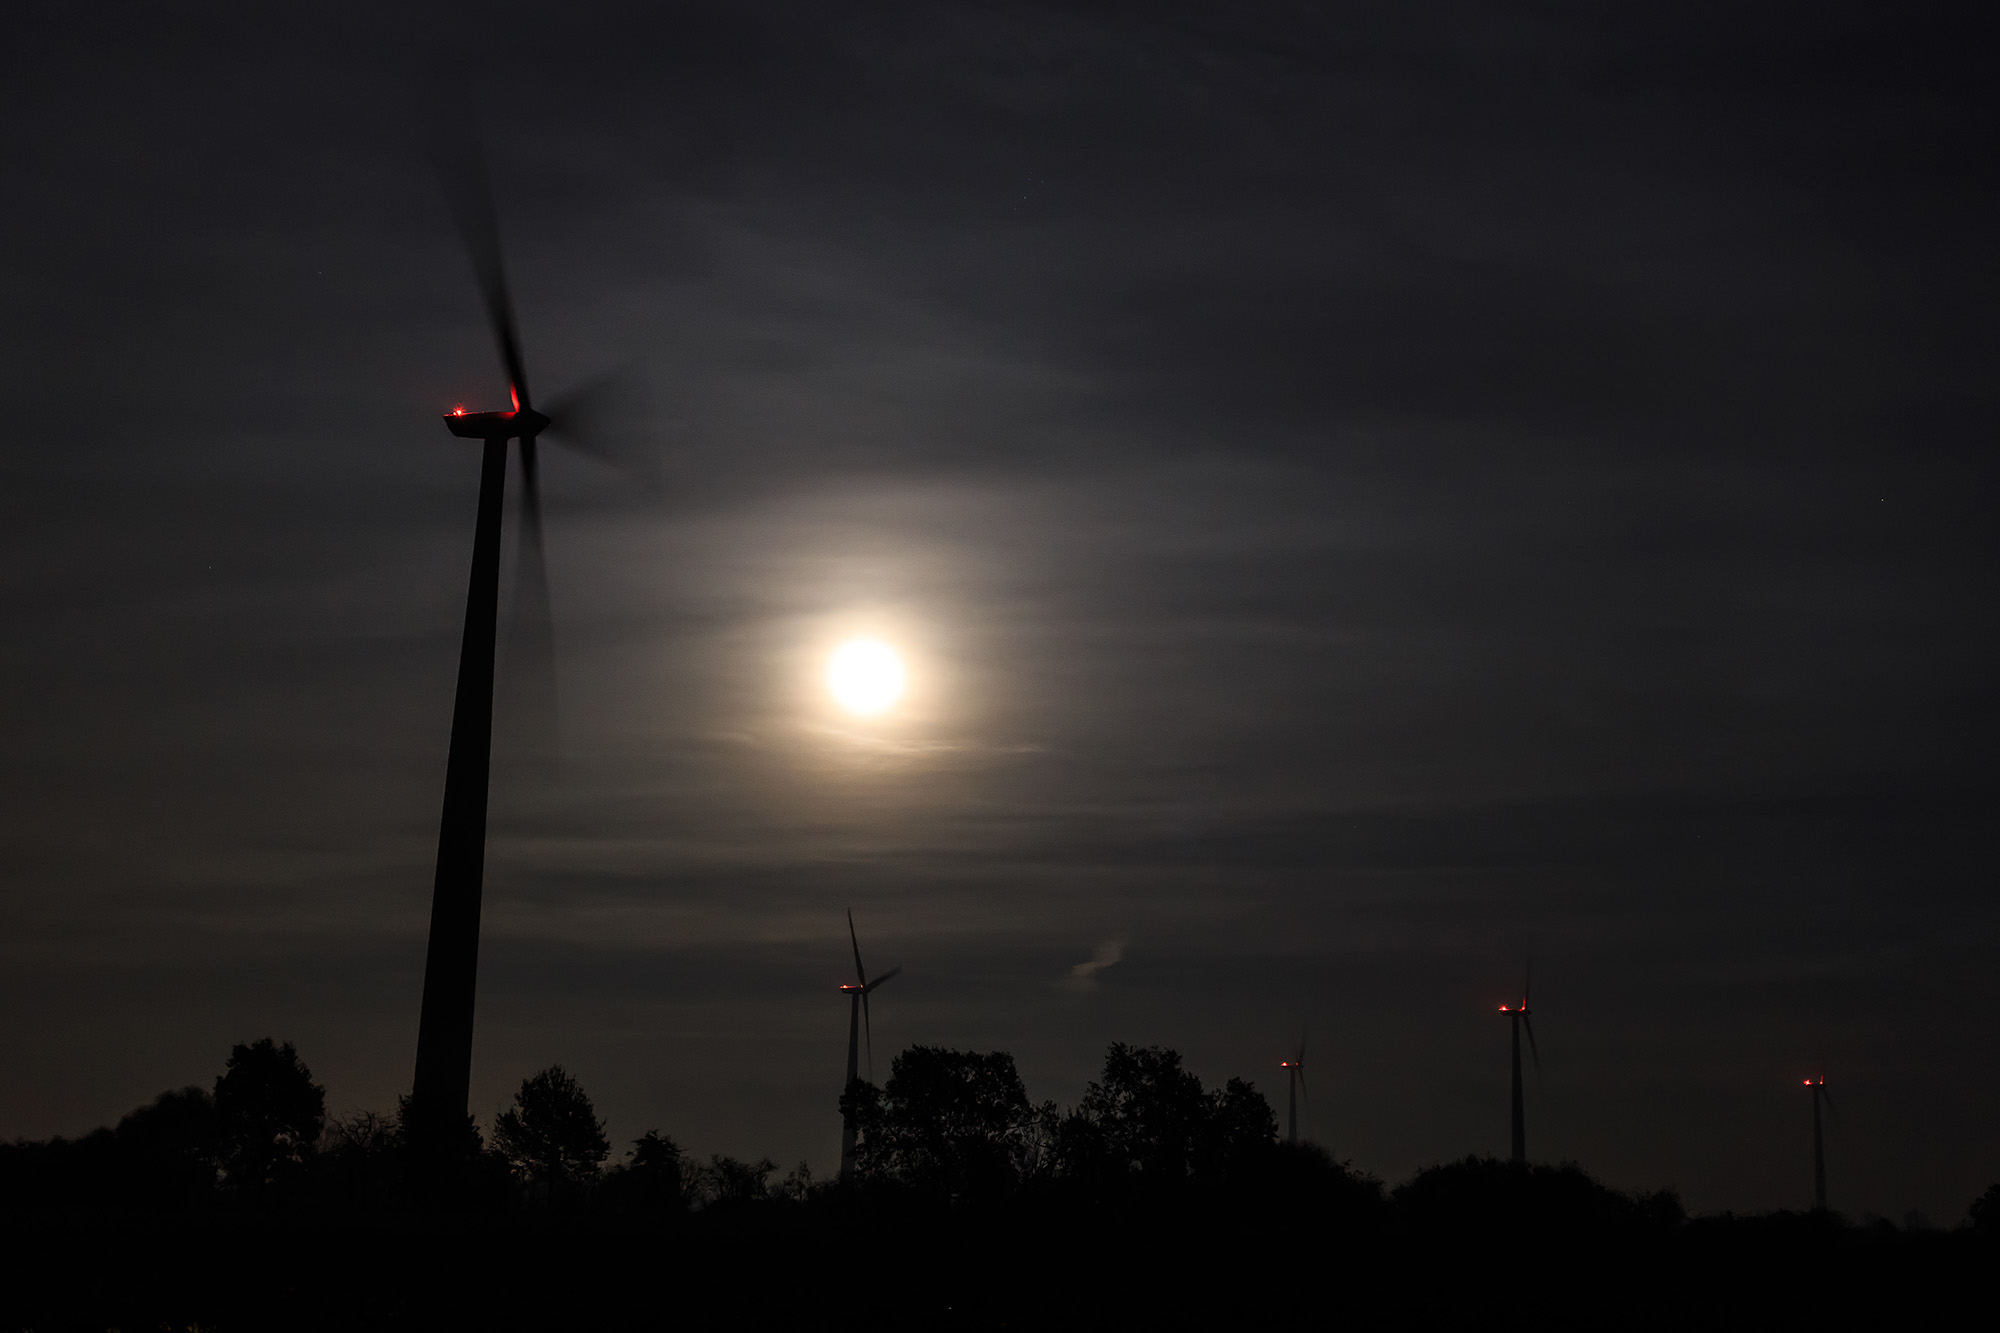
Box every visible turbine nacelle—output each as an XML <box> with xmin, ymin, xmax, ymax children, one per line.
<box><xmin>444</xmin><ymin>405</ymin><xmax>550</xmax><ymax>440</ymax></box>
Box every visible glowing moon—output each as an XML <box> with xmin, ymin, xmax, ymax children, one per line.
<box><xmin>827</xmin><ymin>638</ymin><xmax>906</xmax><ymax>715</ymax></box>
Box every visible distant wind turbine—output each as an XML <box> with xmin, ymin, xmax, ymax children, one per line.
<box><xmin>838</xmin><ymin>910</ymin><xmax>900</xmax><ymax>1178</ymax></box>
<box><xmin>1279</xmin><ymin>1038</ymin><xmax>1308</xmax><ymax>1147</ymax></box>
<box><xmin>1805</xmin><ymin>1073</ymin><xmax>1833</xmax><ymax>1211</ymax></box>
<box><xmin>1498</xmin><ymin>968</ymin><xmax>1540</xmax><ymax>1164</ymax></box>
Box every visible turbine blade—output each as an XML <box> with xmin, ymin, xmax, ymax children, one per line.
<box><xmin>1523</xmin><ymin>1014</ymin><xmax>1543</xmax><ymax>1076</ymax></box>
<box><xmin>497</xmin><ymin>437</ymin><xmax>558</xmax><ymax>777</ymax></box>
<box><xmin>541</xmin><ymin>368</ymin><xmax>657</xmax><ymax>484</ymax></box>
<box><xmin>1821</xmin><ymin>1083</ymin><xmax>1839</xmax><ymax>1120</ymax></box>
<box><xmin>865</xmin><ymin>966</ymin><xmax>901</xmax><ymax>993</ymax></box>
<box><xmin>848</xmin><ymin>910</ymin><xmax>867</xmax><ymax>987</ymax></box>
<box><xmin>431</xmin><ymin>118</ymin><xmax>533</xmax><ymax>411</ymax></box>
<box><xmin>862</xmin><ymin>989</ymin><xmax>874</xmax><ymax>1083</ymax></box>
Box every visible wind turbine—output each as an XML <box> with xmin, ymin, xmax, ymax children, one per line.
<box><xmin>403</xmin><ymin>133</ymin><xmax>616</xmax><ymax>1174</ymax></box>
<box><xmin>838</xmin><ymin>910</ymin><xmax>900</xmax><ymax>1178</ymax></box>
<box><xmin>1804</xmin><ymin>1073</ymin><xmax>1833</xmax><ymax>1211</ymax></box>
<box><xmin>1498</xmin><ymin>969</ymin><xmax>1540</xmax><ymax>1164</ymax></box>
<box><xmin>1279</xmin><ymin>1039</ymin><xmax>1307</xmax><ymax>1147</ymax></box>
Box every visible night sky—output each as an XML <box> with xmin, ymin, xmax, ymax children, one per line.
<box><xmin>4</xmin><ymin>2</ymin><xmax>1997</xmax><ymax>1223</ymax></box>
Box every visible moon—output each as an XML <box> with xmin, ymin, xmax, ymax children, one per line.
<box><xmin>827</xmin><ymin>638</ymin><xmax>907</xmax><ymax>716</ymax></box>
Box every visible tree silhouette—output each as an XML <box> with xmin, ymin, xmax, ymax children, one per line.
<box><xmin>600</xmin><ymin>1129</ymin><xmax>687</xmax><ymax>1212</ymax></box>
<box><xmin>774</xmin><ymin>1159</ymin><xmax>817</xmax><ymax>1203</ymax></box>
<box><xmin>1054</xmin><ymin>1044</ymin><xmax>1278</xmax><ymax>1196</ymax></box>
<box><xmin>696</xmin><ymin>1154</ymin><xmax>778</xmax><ymax>1208</ymax></box>
<box><xmin>490</xmin><ymin>1065</ymin><xmax>609</xmax><ymax>1191</ymax></box>
<box><xmin>1066</xmin><ymin>1043</ymin><xmax>1209</xmax><ymax>1183</ymax></box>
<box><xmin>1201</xmin><ymin>1075</ymin><xmax>1280</xmax><ymax>1183</ymax></box>
<box><xmin>114</xmin><ymin>1086</ymin><xmax>219</xmax><ymax>1206</ymax></box>
<box><xmin>1392</xmin><ymin>1156</ymin><xmax>1683</xmax><ymax>1239</ymax></box>
<box><xmin>214</xmin><ymin>1038</ymin><xmax>325</xmax><ymax>1193</ymax></box>
<box><xmin>321</xmin><ymin>1108</ymin><xmax>401</xmax><ymax>1206</ymax></box>
<box><xmin>845</xmin><ymin>1046</ymin><xmax>1054</xmax><ymax>1201</ymax></box>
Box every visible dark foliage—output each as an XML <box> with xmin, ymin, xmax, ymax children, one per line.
<box><xmin>1052</xmin><ymin>1043</ymin><xmax>1281</xmax><ymax>1198</ymax></box>
<box><xmin>598</xmin><ymin>1130</ymin><xmax>689</xmax><ymax>1213</ymax></box>
<box><xmin>0</xmin><ymin>1058</ymin><xmax>299</xmax><ymax>1213</ymax></box>
<box><xmin>5</xmin><ymin>1037</ymin><xmax>1991</xmax><ymax>1330</ymax></box>
<box><xmin>1233</xmin><ymin>1139</ymin><xmax>1392</xmax><ymax>1232</ymax></box>
<box><xmin>844</xmin><ymin>1046</ymin><xmax>1054</xmax><ymax>1203</ymax></box>
<box><xmin>1969</xmin><ymin>1182</ymin><xmax>2000</xmax><ymax>1232</ymax></box>
<box><xmin>1393</xmin><ymin>1156</ymin><xmax>1685</xmax><ymax>1239</ymax></box>
<box><xmin>695</xmin><ymin>1154</ymin><xmax>779</xmax><ymax>1209</ymax></box>
<box><xmin>116</xmin><ymin>1086</ymin><xmax>221</xmax><ymax>1207</ymax></box>
<box><xmin>318</xmin><ymin>1108</ymin><xmax>402</xmax><ymax>1206</ymax></box>
<box><xmin>214</xmin><ymin>1038</ymin><xmax>325</xmax><ymax>1194</ymax></box>
<box><xmin>1206</xmin><ymin>1075</ymin><xmax>1282</xmax><ymax>1182</ymax></box>
<box><xmin>490</xmin><ymin>1065</ymin><xmax>610</xmax><ymax>1191</ymax></box>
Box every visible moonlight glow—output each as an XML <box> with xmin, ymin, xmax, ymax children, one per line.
<box><xmin>827</xmin><ymin>638</ymin><xmax>907</xmax><ymax>715</ymax></box>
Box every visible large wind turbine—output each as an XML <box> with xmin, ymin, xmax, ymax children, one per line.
<box><xmin>1279</xmin><ymin>1039</ymin><xmax>1307</xmax><ymax>1147</ymax></box>
<box><xmin>404</xmin><ymin>136</ymin><xmax>607</xmax><ymax>1175</ymax></box>
<box><xmin>1498</xmin><ymin>971</ymin><xmax>1540</xmax><ymax>1164</ymax></box>
<box><xmin>1804</xmin><ymin>1074</ymin><xmax>1833</xmax><ymax>1210</ymax></box>
<box><xmin>838</xmin><ymin>910</ymin><xmax>900</xmax><ymax>1178</ymax></box>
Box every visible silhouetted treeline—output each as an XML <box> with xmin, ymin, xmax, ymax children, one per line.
<box><xmin>10</xmin><ymin>1036</ymin><xmax>2000</xmax><ymax>1234</ymax></box>
<box><xmin>0</xmin><ymin>1038</ymin><xmax>325</xmax><ymax>1211</ymax></box>
<box><xmin>4</xmin><ymin>1037</ymin><xmax>1995</xmax><ymax>1329</ymax></box>
<box><xmin>836</xmin><ymin>1041</ymin><xmax>1385</xmax><ymax>1236</ymax></box>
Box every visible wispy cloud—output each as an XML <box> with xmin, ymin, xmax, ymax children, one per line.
<box><xmin>1066</xmin><ymin>938</ymin><xmax>1125</xmax><ymax>988</ymax></box>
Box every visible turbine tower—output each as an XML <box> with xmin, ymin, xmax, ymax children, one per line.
<box><xmin>838</xmin><ymin>910</ymin><xmax>900</xmax><ymax>1177</ymax></box>
<box><xmin>1498</xmin><ymin>970</ymin><xmax>1540</xmax><ymax>1164</ymax></box>
<box><xmin>1279</xmin><ymin>1039</ymin><xmax>1307</xmax><ymax>1147</ymax></box>
<box><xmin>1805</xmin><ymin>1074</ymin><xmax>1832</xmax><ymax>1210</ymax></box>
<box><xmin>404</xmin><ymin>133</ymin><xmax>614</xmax><ymax>1177</ymax></box>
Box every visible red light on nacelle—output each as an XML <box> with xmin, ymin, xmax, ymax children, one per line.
<box><xmin>1499</xmin><ymin>1006</ymin><xmax>1510</xmax><ymax>1012</ymax></box>
<box><xmin>451</xmin><ymin>405</ymin><xmax>466</xmax><ymax>416</ymax></box>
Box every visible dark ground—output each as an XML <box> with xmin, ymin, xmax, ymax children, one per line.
<box><xmin>4</xmin><ymin>1202</ymin><xmax>1989</xmax><ymax>1331</ymax></box>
